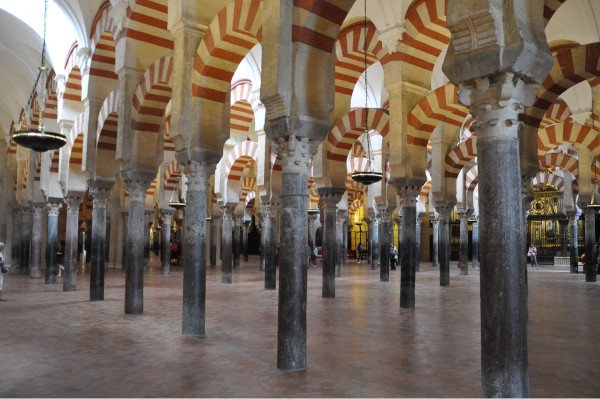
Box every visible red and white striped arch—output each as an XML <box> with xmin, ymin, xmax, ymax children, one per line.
<box><xmin>225</xmin><ymin>140</ymin><xmax>259</xmax><ymax>181</ymax></box>
<box><xmin>230</xmin><ymin>80</ymin><xmax>259</xmax><ymax>136</ymax></box>
<box><xmin>539</xmin><ymin>152</ymin><xmax>579</xmax><ymax>177</ymax></box>
<box><xmin>192</xmin><ymin>0</ymin><xmax>261</xmax><ymax>103</ymax></box>
<box><xmin>292</xmin><ymin>1</ymin><xmax>351</xmax><ymax>53</ymax></box>
<box><xmin>420</xmin><ymin>178</ymin><xmax>432</xmax><ymax>198</ymax></box>
<box><xmin>97</xmin><ymin>89</ymin><xmax>120</xmax><ymax>153</ymax></box>
<box><xmin>445</xmin><ymin>136</ymin><xmax>477</xmax><ymax>178</ymax></box>
<box><xmin>60</xmin><ymin>45</ymin><xmax>83</xmax><ymax>103</ymax></box>
<box><xmin>132</xmin><ymin>55</ymin><xmax>173</xmax><ymax>136</ymax></box>
<box><xmin>68</xmin><ymin>113</ymin><xmax>86</xmax><ymax>165</ymax></box>
<box><xmin>544</xmin><ymin>0</ymin><xmax>568</xmax><ymax>25</ymax></box>
<box><xmin>537</xmin><ymin>122</ymin><xmax>600</xmax><ymax>157</ymax></box>
<box><xmin>327</xmin><ymin>108</ymin><xmax>389</xmax><ymax>162</ymax></box>
<box><xmin>245</xmin><ymin>189</ymin><xmax>256</xmax><ymax>207</ymax></box>
<box><xmin>465</xmin><ymin>165</ymin><xmax>478</xmax><ymax>192</ymax></box>
<box><xmin>88</xmin><ymin>2</ymin><xmax>117</xmax><ymax>81</ymax></box>
<box><xmin>146</xmin><ymin>179</ymin><xmax>157</xmax><ymax>197</ymax></box>
<box><xmin>533</xmin><ymin>172</ymin><xmax>565</xmax><ymax>190</ymax></box>
<box><xmin>335</xmin><ymin>21</ymin><xmax>385</xmax><ymax>98</ymax></box>
<box><xmin>540</xmin><ymin>100</ymin><xmax>571</xmax><ymax>129</ymax></box>
<box><xmin>118</xmin><ymin>0</ymin><xmax>172</xmax><ymax>50</ymax></box>
<box><xmin>408</xmin><ymin>84</ymin><xmax>468</xmax><ymax>147</ymax></box>
<box><xmin>348</xmin><ymin>198</ymin><xmax>363</xmax><ymax>215</ymax></box>
<box><xmin>240</xmin><ymin>176</ymin><xmax>256</xmax><ymax>202</ymax></box>
<box><xmin>164</xmin><ymin>161</ymin><xmax>181</xmax><ymax>193</ymax></box>
<box><xmin>521</xmin><ymin>43</ymin><xmax>600</xmax><ymax>133</ymax></box>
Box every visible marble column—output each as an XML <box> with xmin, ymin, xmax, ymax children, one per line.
<box><xmin>160</xmin><ymin>210</ymin><xmax>174</xmax><ymax>275</ymax></box>
<box><xmin>336</xmin><ymin>210</ymin><xmax>345</xmax><ymax>277</ymax></box>
<box><xmin>210</xmin><ymin>215</ymin><xmax>221</xmax><ymax>267</ymax></box>
<box><xmin>472</xmin><ymin>219</ymin><xmax>480</xmax><ymax>269</ymax></box>
<box><xmin>379</xmin><ymin>208</ymin><xmax>391</xmax><ymax>282</ymax></box>
<box><xmin>20</xmin><ymin>207</ymin><xmax>32</xmax><ymax>275</ymax></box>
<box><xmin>221</xmin><ymin>205</ymin><xmax>234</xmax><ymax>283</ymax></box>
<box><xmin>308</xmin><ymin>213</ymin><xmax>318</xmax><ymax>249</ymax></box>
<box><xmin>459</xmin><ymin>73</ymin><xmax>537</xmax><ymax>396</ymax></box>
<box><xmin>143</xmin><ymin>210</ymin><xmax>153</xmax><ymax>272</ymax></box>
<box><xmin>262</xmin><ymin>202</ymin><xmax>277</xmax><ymax>289</ymax></box>
<box><xmin>276</xmin><ymin>136</ymin><xmax>315</xmax><ymax>371</ymax></box>
<box><xmin>317</xmin><ymin>188</ymin><xmax>344</xmax><ymax>298</ymax></box>
<box><xmin>11</xmin><ymin>208</ymin><xmax>21</xmax><ymax>267</ymax></box>
<box><xmin>437</xmin><ymin>204</ymin><xmax>453</xmax><ymax>286</ymax></box>
<box><xmin>45</xmin><ymin>202</ymin><xmax>62</xmax><ymax>284</ymax></box>
<box><xmin>394</xmin><ymin>214</ymin><xmax>402</xmax><ymax>260</ymax></box>
<box><xmin>121</xmin><ymin>211</ymin><xmax>128</xmax><ymax>270</ymax></box>
<box><xmin>181</xmin><ymin>161</ymin><xmax>214</xmax><ymax>336</ymax></box>
<box><xmin>584</xmin><ymin>206</ymin><xmax>596</xmax><ymax>282</ymax></box>
<box><xmin>89</xmin><ymin>182</ymin><xmax>113</xmax><ymax>300</ymax></box>
<box><xmin>459</xmin><ymin>212</ymin><xmax>470</xmax><ymax>276</ymax></box>
<box><xmin>431</xmin><ymin>216</ymin><xmax>440</xmax><ymax>267</ymax></box>
<box><xmin>243</xmin><ymin>220</ymin><xmax>250</xmax><ymax>262</ymax></box>
<box><xmin>29</xmin><ymin>203</ymin><xmax>45</xmax><ymax>279</ymax></box>
<box><xmin>394</xmin><ymin>184</ymin><xmax>422</xmax><ymax>308</ymax></box>
<box><xmin>371</xmin><ymin>214</ymin><xmax>380</xmax><ymax>269</ymax></box>
<box><xmin>365</xmin><ymin>216</ymin><xmax>373</xmax><ymax>268</ymax></box>
<box><xmin>416</xmin><ymin>215</ymin><xmax>423</xmax><ymax>272</ymax></box>
<box><xmin>559</xmin><ymin>219</ymin><xmax>568</xmax><ymax>257</ymax></box>
<box><xmin>123</xmin><ymin>176</ymin><xmax>153</xmax><ymax>314</ymax></box>
<box><xmin>233</xmin><ymin>215</ymin><xmax>242</xmax><ymax>268</ymax></box>
<box><xmin>568</xmin><ymin>213</ymin><xmax>579</xmax><ymax>273</ymax></box>
<box><xmin>63</xmin><ymin>195</ymin><xmax>82</xmax><ymax>291</ymax></box>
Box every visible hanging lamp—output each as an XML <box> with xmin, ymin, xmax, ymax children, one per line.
<box><xmin>12</xmin><ymin>0</ymin><xmax>67</xmax><ymax>152</ymax></box>
<box><xmin>351</xmin><ymin>0</ymin><xmax>382</xmax><ymax>186</ymax></box>
<box><xmin>168</xmin><ymin>176</ymin><xmax>186</xmax><ymax>209</ymax></box>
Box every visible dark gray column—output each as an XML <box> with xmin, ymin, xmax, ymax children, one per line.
<box><xmin>365</xmin><ymin>216</ymin><xmax>374</xmax><ymax>268</ymax></box>
<box><xmin>143</xmin><ymin>210</ymin><xmax>152</xmax><ymax>272</ymax></box>
<box><xmin>20</xmin><ymin>207</ymin><xmax>31</xmax><ymax>275</ymax></box>
<box><xmin>262</xmin><ymin>202</ymin><xmax>277</xmax><ymax>289</ymax></box>
<box><xmin>317</xmin><ymin>188</ymin><xmax>344</xmax><ymax>298</ymax></box>
<box><xmin>437</xmin><ymin>204</ymin><xmax>453</xmax><ymax>286</ymax></box>
<box><xmin>416</xmin><ymin>215</ymin><xmax>422</xmax><ymax>272</ymax></box>
<box><xmin>160</xmin><ymin>210</ymin><xmax>174</xmax><ymax>275</ymax></box>
<box><xmin>308</xmin><ymin>213</ymin><xmax>318</xmax><ymax>249</ymax></box>
<box><xmin>584</xmin><ymin>206</ymin><xmax>596</xmax><ymax>282</ymax></box>
<box><xmin>210</xmin><ymin>215</ymin><xmax>220</xmax><ymax>267</ymax></box>
<box><xmin>459</xmin><ymin>212</ymin><xmax>469</xmax><ymax>275</ymax></box>
<box><xmin>29</xmin><ymin>204</ymin><xmax>44</xmax><ymax>279</ymax></box>
<box><xmin>243</xmin><ymin>220</ymin><xmax>250</xmax><ymax>262</ymax></box>
<box><xmin>63</xmin><ymin>195</ymin><xmax>82</xmax><ymax>291</ymax></box>
<box><xmin>431</xmin><ymin>215</ymin><xmax>440</xmax><ymax>267</ymax></box>
<box><xmin>371</xmin><ymin>214</ymin><xmax>380</xmax><ymax>269</ymax></box>
<box><xmin>233</xmin><ymin>214</ymin><xmax>242</xmax><ymax>268</ymax></box>
<box><xmin>121</xmin><ymin>212</ymin><xmax>128</xmax><ymax>270</ymax></box>
<box><xmin>181</xmin><ymin>161</ymin><xmax>214</xmax><ymax>336</ymax></box>
<box><xmin>568</xmin><ymin>213</ymin><xmax>579</xmax><ymax>273</ymax></box>
<box><xmin>379</xmin><ymin>208</ymin><xmax>391</xmax><ymax>282</ymax></box>
<box><xmin>89</xmin><ymin>182</ymin><xmax>113</xmax><ymax>300</ymax></box>
<box><xmin>123</xmin><ymin>175</ymin><xmax>153</xmax><ymax>314</ymax></box>
<box><xmin>459</xmin><ymin>74</ymin><xmax>535</xmax><ymax>396</ymax></box>
<box><xmin>45</xmin><ymin>202</ymin><xmax>62</xmax><ymax>284</ymax></box>
<box><xmin>276</xmin><ymin>136</ymin><xmax>315</xmax><ymax>371</ymax></box>
<box><xmin>472</xmin><ymin>218</ymin><xmax>479</xmax><ymax>269</ymax></box>
<box><xmin>335</xmin><ymin>210</ymin><xmax>345</xmax><ymax>277</ymax></box>
<box><xmin>393</xmin><ymin>184</ymin><xmax>422</xmax><ymax>308</ymax></box>
<box><xmin>11</xmin><ymin>208</ymin><xmax>21</xmax><ymax>267</ymax></box>
<box><xmin>221</xmin><ymin>205</ymin><xmax>234</xmax><ymax>283</ymax></box>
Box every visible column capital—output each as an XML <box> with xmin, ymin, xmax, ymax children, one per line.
<box><xmin>64</xmin><ymin>193</ymin><xmax>84</xmax><ymax>213</ymax></box>
<box><xmin>317</xmin><ymin>187</ymin><xmax>345</xmax><ymax>208</ymax></box>
<box><xmin>221</xmin><ymin>204</ymin><xmax>235</xmax><ymax>220</ymax></box>
<box><xmin>436</xmin><ymin>202</ymin><xmax>456</xmax><ymax>221</ymax></box>
<box><xmin>184</xmin><ymin>161</ymin><xmax>216</xmax><ymax>191</ymax></box>
<box><xmin>276</xmin><ymin>136</ymin><xmax>318</xmax><ymax>174</ymax></box>
<box><xmin>123</xmin><ymin>176</ymin><xmax>154</xmax><ymax>203</ymax></box>
<box><xmin>233</xmin><ymin>213</ymin><xmax>243</xmax><ymax>227</ymax></box>
<box><xmin>89</xmin><ymin>181</ymin><xmax>114</xmax><ymax>209</ymax></box>
<box><xmin>46</xmin><ymin>202</ymin><xmax>62</xmax><ymax>217</ymax></box>
<box><xmin>31</xmin><ymin>202</ymin><xmax>45</xmax><ymax>218</ymax></box>
<box><xmin>391</xmin><ymin>178</ymin><xmax>424</xmax><ymax>207</ymax></box>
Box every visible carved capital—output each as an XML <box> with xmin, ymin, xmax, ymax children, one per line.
<box><xmin>21</xmin><ymin>207</ymin><xmax>32</xmax><ymax>223</ymax></box>
<box><xmin>277</xmin><ymin>136</ymin><xmax>318</xmax><ymax>174</ymax></box>
<box><xmin>89</xmin><ymin>181</ymin><xmax>114</xmax><ymax>209</ymax></box>
<box><xmin>31</xmin><ymin>203</ymin><xmax>45</xmax><ymax>218</ymax></box>
<box><xmin>46</xmin><ymin>202</ymin><xmax>62</xmax><ymax>217</ymax></box>
<box><xmin>184</xmin><ymin>161</ymin><xmax>215</xmax><ymax>192</ymax></box>
<box><xmin>221</xmin><ymin>205</ymin><xmax>235</xmax><ymax>221</ymax></box>
<box><xmin>161</xmin><ymin>210</ymin><xmax>175</xmax><ymax>225</ymax></box>
<box><xmin>317</xmin><ymin>187</ymin><xmax>345</xmax><ymax>210</ymax></box>
<box><xmin>124</xmin><ymin>179</ymin><xmax>153</xmax><ymax>203</ymax></box>
<box><xmin>65</xmin><ymin>195</ymin><xmax>83</xmax><ymax>212</ymax></box>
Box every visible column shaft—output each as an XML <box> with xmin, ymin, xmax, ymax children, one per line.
<box><xmin>45</xmin><ymin>203</ymin><xmax>61</xmax><ymax>284</ymax></box>
<box><xmin>11</xmin><ymin>209</ymin><xmax>21</xmax><ymax>267</ymax></box>
<box><xmin>64</xmin><ymin>196</ymin><xmax>82</xmax><ymax>291</ymax></box>
<box><xmin>399</xmin><ymin>195</ymin><xmax>418</xmax><ymax>308</ymax></box>
<box><xmin>233</xmin><ymin>217</ymin><xmax>241</xmax><ymax>268</ymax></box>
<box><xmin>335</xmin><ymin>211</ymin><xmax>345</xmax><ymax>277</ymax></box>
<box><xmin>371</xmin><ymin>216</ymin><xmax>380</xmax><ymax>269</ymax></box>
<box><xmin>415</xmin><ymin>217</ymin><xmax>422</xmax><ymax>272</ymax></box>
<box><xmin>221</xmin><ymin>207</ymin><xmax>233</xmax><ymax>283</ymax></box>
<box><xmin>20</xmin><ymin>208</ymin><xmax>31</xmax><ymax>275</ymax></box>
<box><xmin>438</xmin><ymin>206</ymin><xmax>452</xmax><ymax>286</ymax></box>
<box><xmin>30</xmin><ymin>205</ymin><xmax>44</xmax><ymax>279</ymax></box>
<box><xmin>89</xmin><ymin>184</ymin><xmax>112</xmax><ymax>300</ymax></box>
<box><xmin>568</xmin><ymin>215</ymin><xmax>579</xmax><ymax>273</ymax></box>
<box><xmin>584</xmin><ymin>207</ymin><xmax>596</xmax><ymax>282</ymax></box>
<box><xmin>161</xmin><ymin>212</ymin><xmax>173</xmax><ymax>275</ymax></box>
<box><xmin>263</xmin><ymin>204</ymin><xmax>277</xmax><ymax>289</ymax></box>
<box><xmin>432</xmin><ymin>218</ymin><xmax>440</xmax><ymax>267</ymax></box>
<box><xmin>243</xmin><ymin>222</ymin><xmax>250</xmax><ymax>262</ymax></box>
<box><xmin>459</xmin><ymin>213</ymin><xmax>469</xmax><ymax>275</ymax></box>
<box><xmin>472</xmin><ymin>221</ymin><xmax>480</xmax><ymax>269</ymax></box>
<box><xmin>379</xmin><ymin>211</ymin><xmax>391</xmax><ymax>282</ymax></box>
<box><xmin>210</xmin><ymin>216</ymin><xmax>219</xmax><ymax>267</ymax></box>
<box><xmin>318</xmin><ymin>188</ymin><xmax>344</xmax><ymax>298</ymax></box>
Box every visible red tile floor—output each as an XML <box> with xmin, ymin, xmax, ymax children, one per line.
<box><xmin>0</xmin><ymin>257</ymin><xmax>599</xmax><ymax>397</ymax></box>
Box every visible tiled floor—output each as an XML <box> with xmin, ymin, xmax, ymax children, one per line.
<box><xmin>0</xmin><ymin>257</ymin><xmax>599</xmax><ymax>398</ymax></box>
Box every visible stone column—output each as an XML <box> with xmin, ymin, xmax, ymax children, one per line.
<box><xmin>584</xmin><ymin>206</ymin><xmax>596</xmax><ymax>282</ymax></box>
<box><xmin>431</xmin><ymin>216</ymin><xmax>440</xmax><ymax>267</ymax></box>
<box><xmin>45</xmin><ymin>202</ymin><xmax>62</xmax><ymax>284</ymax></box>
<box><xmin>181</xmin><ymin>161</ymin><xmax>214</xmax><ymax>336</ymax></box>
<box><xmin>262</xmin><ymin>202</ymin><xmax>277</xmax><ymax>289</ymax></box>
<box><xmin>123</xmin><ymin>176</ymin><xmax>153</xmax><ymax>314</ymax></box>
<box><xmin>378</xmin><ymin>208</ymin><xmax>391</xmax><ymax>282</ymax></box>
<box><xmin>416</xmin><ymin>215</ymin><xmax>423</xmax><ymax>272</ymax></box>
<box><xmin>19</xmin><ymin>207</ymin><xmax>32</xmax><ymax>275</ymax></box>
<box><xmin>160</xmin><ymin>210</ymin><xmax>174</xmax><ymax>275</ymax></box>
<box><xmin>472</xmin><ymin>218</ymin><xmax>480</xmax><ymax>269</ymax></box>
<box><xmin>308</xmin><ymin>213</ymin><xmax>318</xmax><ymax>249</ymax></box>
<box><xmin>143</xmin><ymin>210</ymin><xmax>153</xmax><ymax>272</ymax></box>
<box><xmin>221</xmin><ymin>205</ymin><xmax>234</xmax><ymax>283</ymax></box>
<box><xmin>371</xmin><ymin>214</ymin><xmax>380</xmax><ymax>269</ymax></box>
<box><xmin>459</xmin><ymin>73</ymin><xmax>539</xmax><ymax>396</ymax></box>
<box><xmin>393</xmin><ymin>183</ymin><xmax>422</xmax><ymax>308</ymax></box>
<box><xmin>394</xmin><ymin>214</ymin><xmax>402</xmax><ymax>260</ymax></box>
<box><xmin>317</xmin><ymin>188</ymin><xmax>344</xmax><ymax>298</ymax></box>
<box><xmin>29</xmin><ymin>203</ymin><xmax>45</xmax><ymax>279</ymax></box>
<box><xmin>276</xmin><ymin>136</ymin><xmax>315</xmax><ymax>371</ymax></box>
<box><xmin>210</xmin><ymin>215</ymin><xmax>220</xmax><ymax>267</ymax></box>
<box><xmin>567</xmin><ymin>213</ymin><xmax>579</xmax><ymax>273</ymax></box>
<box><xmin>459</xmin><ymin>212</ymin><xmax>470</xmax><ymax>275</ymax></box>
<box><xmin>336</xmin><ymin>210</ymin><xmax>345</xmax><ymax>277</ymax></box>
<box><xmin>11</xmin><ymin>208</ymin><xmax>21</xmax><ymax>267</ymax></box>
<box><xmin>63</xmin><ymin>195</ymin><xmax>82</xmax><ymax>291</ymax></box>
<box><xmin>121</xmin><ymin>211</ymin><xmax>128</xmax><ymax>270</ymax></box>
<box><xmin>437</xmin><ymin>203</ymin><xmax>453</xmax><ymax>286</ymax></box>
<box><xmin>89</xmin><ymin>182</ymin><xmax>113</xmax><ymax>300</ymax></box>
<box><xmin>559</xmin><ymin>219</ymin><xmax>568</xmax><ymax>256</ymax></box>
<box><xmin>233</xmin><ymin>214</ymin><xmax>242</xmax><ymax>268</ymax></box>
<box><xmin>243</xmin><ymin>220</ymin><xmax>250</xmax><ymax>262</ymax></box>
<box><xmin>364</xmin><ymin>216</ymin><xmax>373</xmax><ymax>267</ymax></box>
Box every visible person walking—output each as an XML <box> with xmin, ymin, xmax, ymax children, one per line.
<box><xmin>357</xmin><ymin>242</ymin><xmax>364</xmax><ymax>263</ymax></box>
<box><xmin>389</xmin><ymin>245</ymin><xmax>397</xmax><ymax>270</ymax></box>
<box><xmin>528</xmin><ymin>244</ymin><xmax>539</xmax><ymax>270</ymax></box>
